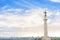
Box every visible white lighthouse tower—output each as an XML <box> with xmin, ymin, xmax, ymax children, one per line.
<box><xmin>41</xmin><ymin>11</ymin><xmax>51</xmax><ymax>40</ymax></box>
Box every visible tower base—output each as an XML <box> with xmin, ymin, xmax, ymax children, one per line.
<box><xmin>41</xmin><ymin>37</ymin><xmax>51</xmax><ymax>40</ymax></box>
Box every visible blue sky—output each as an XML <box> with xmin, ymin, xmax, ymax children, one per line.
<box><xmin>0</xmin><ymin>0</ymin><xmax>60</xmax><ymax>37</ymax></box>
<box><xmin>0</xmin><ymin>0</ymin><xmax>60</xmax><ymax>10</ymax></box>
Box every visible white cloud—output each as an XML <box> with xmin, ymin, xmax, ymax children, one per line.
<box><xmin>0</xmin><ymin>6</ymin><xmax>60</xmax><ymax>37</ymax></box>
<box><xmin>50</xmin><ymin>0</ymin><xmax>60</xmax><ymax>2</ymax></box>
<box><xmin>0</xmin><ymin>8</ymin><xmax>45</xmax><ymax>28</ymax></box>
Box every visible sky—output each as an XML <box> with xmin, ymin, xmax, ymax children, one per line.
<box><xmin>0</xmin><ymin>0</ymin><xmax>60</xmax><ymax>37</ymax></box>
